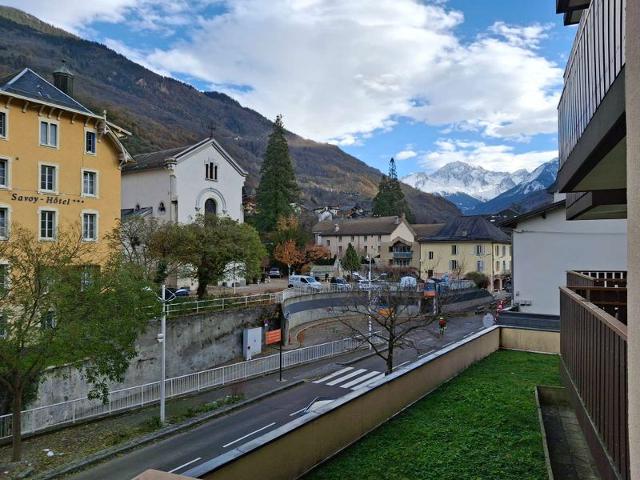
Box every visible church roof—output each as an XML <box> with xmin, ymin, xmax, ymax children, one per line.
<box><xmin>312</xmin><ymin>216</ymin><xmax>408</xmax><ymax>236</ymax></box>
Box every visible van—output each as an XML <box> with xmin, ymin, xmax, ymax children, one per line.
<box><xmin>399</xmin><ymin>276</ymin><xmax>417</xmax><ymax>290</ymax></box>
<box><xmin>288</xmin><ymin>275</ymin><xmax>323</xmax><ymax>291</ymax></box>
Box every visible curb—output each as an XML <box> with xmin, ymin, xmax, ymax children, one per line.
<box><xmin>337</xmin><ymin>346</ymin><xmax>389</xmax><ymax>366</ymax></box>
<box><xmin>37</xmin><ymin>380</ymin><xmax>305</xmax><ymax>480</ymax></box>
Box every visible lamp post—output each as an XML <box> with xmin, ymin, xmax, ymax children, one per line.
<box><xmin>156</xmin><ymin>284</ymin><xmax>175</xmax><ymax>425</ymax></box>
<box><xmin>366</xmin><ymin>255</ymin><xmax>372</xmax><ymax>349</ymax></box>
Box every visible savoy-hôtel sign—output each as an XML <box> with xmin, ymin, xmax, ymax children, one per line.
<box><xmin>10</xmin><ymin>193</ymin><xmax>86</xmax><ymax>205</ymax></box>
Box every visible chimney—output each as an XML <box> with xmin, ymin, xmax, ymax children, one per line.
<box><xmin>394</xmin><ymin>216</ymin><xmax>400</xmax><ymax>225</ymax></box>
<box><xmin>53</xmin><ymin>61</ymin><xmax>75</xmax><ymax>97</ymax></box>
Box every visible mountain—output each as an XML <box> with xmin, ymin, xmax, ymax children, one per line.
<box><xmin>471</xmin><ymin>159</ymin><xmax>559</xmax><ymax>214</ymax></box>
<box><xmin>402</xmin><ymin>161</ymin><xmax>530</xmax><ymax>204</ymax></box>
<box><xmin>0</xmin><ymin>7</ymin><xmax>460</xmax><ymax>224</ymax></box>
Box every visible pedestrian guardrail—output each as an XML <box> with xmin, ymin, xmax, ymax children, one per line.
<box><xmin>0</xmin><ymin>334</ymin><xmax>375</xmax><ymax>440</ymax></box>
<box><xmin>165</xmin><ymin>292</ymin><xmax>281</xmax><ymax>317</ymax></box>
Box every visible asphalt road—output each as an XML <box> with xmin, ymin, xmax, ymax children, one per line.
<box><xmin>69</xmin><ymin>314</ymin><xmax>486</xmax><ymax>480</ymax></box>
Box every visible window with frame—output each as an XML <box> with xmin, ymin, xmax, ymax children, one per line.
<box><xmin>0</xmin><ymin>264</ymin><xmax>7</xmax><ymax>293</ymax></box>
<box><xmin>338</xmin><ymin>245</ymin><xmax>343</xmax><ymax>254</ymax></box>
<box><xmin>338</xmin><ymin>236</ymin><xmax>342</xmax><ymax>242</ymax></box>
<box><xmin>82</xmin><ymin>213</ymin><xmax>97</xmax><ymax>241</ymax></box>
<box><xmin>82</xmin><ymin>171</ymin><xmax>97</xmax><ymax>196</ymax></box>
<box><xmin>0</xmin><ymin>111</ymin><xmax>6</xmax><ymax>138</ymax></box>
<box><xmin>495</xmin><ymin>245</ymin><xmax>499</xmax><ymax>256</ymax></box>
<box><xmin>40</xmin><ymin>165</ymin><xmax>56</xmax><ymax>192</ymax></box>
<box><xmin>40</xmin><ymin>210</ymin><xmax>56</xmax><ymax>240</ymax></box>
<box><xmin>205</xmin><ymin>161</ymin><xmax>218</xmax><ymax>180</ymax></box>
<box><xmin>41</xmin><ymin>310</ymin><xmax>56</xmax><ymax>329</ymax></box>
<box><xmin>40</xmin><ymin>121</ymin><xmax>58</xmax><ymax>147</ymax></box>
<box><xmin>0</xmin><ymin>207</ymin><xmax>7</xmax><ymax>239</ymax></box>
<box><xmin>363</xmin><ymin>235</ymin><xmax>368</xmax><ymax>241</ymax></box>
<box><xmin>451</xmin><ymin>245</ymin><xmax>458</xmax><ymax>255</ymax></box>
<box><xmin>0</xmin><ymin>159</ymin><xmax>7</xmax><ymax>187</ymax></box>
<box><xmin>428</xmin><ymin>251</ymin><xmax>434</xmax><ymax>260</ymax></box>
<box><xmin>496</xmin><ymin>261</ymin><xmax>500</xmax><ymax>271</ymax></box>
<box><xmin>503</xmin><ymin>260</ymin><xmax>507</xmax><ymax>271</ymax></box>
<box><xmin>502</xmin><ymin>245</ymin><xmax>506</xmax><ymax>257</ymax></box>
<box><xmin>85</xmin><ymin>131</ymin><xmax>96</xmax><ymax>154</ymax></box>
<box><xmin>326</xmin><ymin>239</ymin><xmax>330</xmax><ymax>246</ymax></box>
<box><xmin>449</xmin><ymin>259</ymin><xmax>458</xmax><ymax>270</ymax></box>
<box><xmin>476</xmin><ymin>260</ymin><xmax>484</xmax><ymax>272</ymax></box>
<box><xmin>475</xmin><ymin>244</ymin><xmax>484</xmax><ymax>256</ymax></box>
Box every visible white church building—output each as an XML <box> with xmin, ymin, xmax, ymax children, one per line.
<box><xmin>121</xmin><ymin>137</ymin><xmax>247</xmax><ymax>224</ymax></box>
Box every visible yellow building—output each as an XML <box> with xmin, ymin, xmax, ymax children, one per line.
<box><xmin>417</xmin><ymin>216</ymin><xmax>512</xmax><ymax>291</ymax></box>
<box><xmin>0</xmin><ymin>66</ymin><xmax>131</xmax><ymax>259</ymax></box>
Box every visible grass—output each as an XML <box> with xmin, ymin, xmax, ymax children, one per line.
<box><xmin>305</xmin><ymin>350</ymin><xmax>561</xmax><ymax>480</ymax></box>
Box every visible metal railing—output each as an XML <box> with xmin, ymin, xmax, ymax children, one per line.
<box><xmin>0</xmin><ymin>334</ymin><xmax>373</xmax><ymax>440</ymax></box>
<box><xmin>560</xmin><ymin>286</ymin><xmax>629</xmax><ymax>479</ymax></box>
<box><xmin>165</xmin><ymin>292</ymin><xmax>281</xmax><ymax>317</ymax></box>
<box><xmin>558</xmin><ymin>0</ymin><xmax>626</xmax><ymax>166</ymax></box>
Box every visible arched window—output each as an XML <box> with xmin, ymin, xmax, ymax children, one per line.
<box><xmin>204</xmin><ymin>198</ymin><xmax>217</xmax><ymax>216</ymax></box>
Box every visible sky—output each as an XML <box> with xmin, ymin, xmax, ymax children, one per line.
<box><xmin>7</xmin><ymin>0</ymin><xmax>576</xmax><ymax>178</ymax></box>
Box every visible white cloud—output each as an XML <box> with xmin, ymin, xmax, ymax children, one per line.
<box><xmin>420</xmin><ymin>138</ymin><xmax>557</xmax><ymax>173</ymax></box>
<box><xmin>12</xmin><ymin>0</ymin><xmax>563</xmax><ymax>148</ymax></box>
<box><xmin>395</xmin><ymin>149</ymin><xmax>418</xmax><ymax>161</ymax></box>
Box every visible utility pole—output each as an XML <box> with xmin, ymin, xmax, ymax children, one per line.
<box><xmin>159</xmin><ymin>284</ymin><xmax>167</xmax><ymax>424</ymax></box>
<box><xmin>367</xmin><ymin>255</ymin><xmax>372</xmax><ymax>349</ymax></box>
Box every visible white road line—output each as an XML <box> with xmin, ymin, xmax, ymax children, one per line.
<box><xmin>222</xmin><ymin>422</ymin><xmax>276</xmax><ymax>448</ymax></box>
<box><xmin>339</xmin><ymin>370</ymin><xmax>382</xmax><ymax>389</ymax></box>
<box><xmin>443</xmin><ymin>342</ymin><xmax>454</xmax><ymax>348</ymax></box>
<box><xmin>326</xmin><ymin>368</ymin><xmax>367</xmax><ymax>386</ymax></box>
<box><xmin>463</xmin><ymin>332</ymin><xmax>473</xmax><ymax>338</ymax></box>
<box><xmin>289</xmin><ymin>407</ymin><xmax>307</xmax><ymax>416</ymax></box>
<box><xmin>168</xmin><ymin>457</ymin><xmax>202</xmax><ymax>473</ymax></box>
<box><xmin>351</xmin><ymin>373</ymin><xmax>384</xmax><ymax>390</ymax></box>
<box><xmin>418</xmin><ymin>350</ymin><xmax>435</xmax><ymax>358</ymax></box>
<box><xmin>393</xmin><ymin>361</ymin><xmax>410</xmax><ymax>370</ymax></box>
<box><xmin>313</xmin><ymin>367</ymin><xmax>353</xmax><ymax>384</ymax></box>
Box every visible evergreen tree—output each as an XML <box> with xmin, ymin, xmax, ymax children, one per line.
<box><xmin>372</xmin><ymin>158</ymin><xmax>414</xmax><ymax>222</ymax></box>
<box><xmin>342</xmin><ymin>243</ymin><xmax>361</xmax><ymax>275</ymax></box>
<box><xmin>255</xmin><ymin>115</ymin><xmax>300</xmax><ymax>232</ymax></box>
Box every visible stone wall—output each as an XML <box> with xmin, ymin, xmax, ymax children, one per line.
<box><xmin>31</xmin><ymin>305</ymin><xmax>278</xmax><ymax>409</ymax></box>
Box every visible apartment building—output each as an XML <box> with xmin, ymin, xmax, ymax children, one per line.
<box><xmin>312</xmin><ymin>215</ymin><xmax>419</xmax><ymax>269</ymax></box>
<box><xmin>554</xmin><ymin>0</ymin><xmax>638</xmax><ymax>478</ymax></box>
<box><xmin>0</xmin><ymin>66</ymin><xmax>130</xmax><ymax>259</ymax></box>
<box><xmin>418</xmin><ymin>216</ymin><xmax>511</xmax><ymax>291</ymax></box>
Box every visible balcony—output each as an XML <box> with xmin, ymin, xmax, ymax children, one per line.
<box><xmin>557</xmin><ymin>0</ymin><xmax>627</xmax><ymax>204</ymax></box>
<box><xmin>561</xmin><ymin>270</ymin><xmax>629</xmax><ymax>479</ymax></box>
<box><xmin>392</xmin><ymin>251</ymin><xmax>413</xmax><ymax>259</ymax></box>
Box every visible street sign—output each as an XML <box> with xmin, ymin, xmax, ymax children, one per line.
<box><xmin>266</xmin><ymin>329</ymin><xmax>282</xmax><ymax>345</ymax></box>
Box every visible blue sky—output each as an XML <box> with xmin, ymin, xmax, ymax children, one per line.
<box><xmin>12</xmin><ymin>0</ymin><xmax>576</xmax><ymax>178</ymax></box>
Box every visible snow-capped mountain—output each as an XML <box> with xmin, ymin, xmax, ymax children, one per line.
<box><xmin>402</xmin><ymin>159</ymin><xmax>558</xmax><ymax>214</ymax></box>
<box><xmin>402</xmin><ymin>161</ymin><xmax>529</xmax><ymax>202</ymax></box>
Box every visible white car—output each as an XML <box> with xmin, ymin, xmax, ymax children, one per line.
<box><xmin>288</xmin><ymin>275</ymin><xmax>323</xmax><ymax>291</ymax></box>
<box><xmin>357</xmin><ymin>280</ymin><xmax>383</xmax><ymax>291</ymax></box>
<box><xmin>399</xmin><ymin>276</ymin><xmax>417</xmax><ymax>290</ymax></box>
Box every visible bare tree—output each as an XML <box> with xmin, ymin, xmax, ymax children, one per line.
<box><xmin>339</xmin><ymin>284</ymin><xmax>446</xmax><ymax>375</ymax></box>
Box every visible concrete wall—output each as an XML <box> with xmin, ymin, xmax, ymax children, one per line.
<box><xmin>512</xmin><ymin>207</ymin><xmax>626</xmax><ymax>316</ymax></box>
<box><xmin>122</xmin><ymin>169</ymin><xmax>171</xmax><ymax>221</ymax></box>
<box><xmin>182</xmin><ymin>326</ymin><xmax>557</xmax><ymax>480</ymax></box>
<box><xmin>31</xmin><ymin>306</ymin><xmax>275</xmax><ymax>409</ymax></box>
<box><xmin>500</xmin><ymin>328</ymin><xmax>560</xmax><ymax>354</ymax></box>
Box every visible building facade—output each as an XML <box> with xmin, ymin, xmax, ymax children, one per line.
<box><xmin>312</xmin><ymin>216</ymin><xmax>419</xmax><ymax>270</ymax></box>
<box><xmin>417</xmin><ymin>216</ymin><xmax>511</xmax><ymax>291</ymax></box>
<box><xmin>504</xmin><ymin>199</ymin><xmax>627</xmax><ymax>316</ymax></box>
<box><xmin>0</xmin><ymin>67</ymin><xmax>130</xmax><ymax>260</ymax></box>
<box><xmin>121</xmin><ymin>137</ymin><xmax>247</xmax><ymax>224</ymax></box>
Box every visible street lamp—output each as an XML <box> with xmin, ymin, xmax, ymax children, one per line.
<box><xmin>365</xmin><ymin>255</ymin><xmax>372</xmax><ymax>349</ymax></box>
<box><xmin>156</xmin><ymin>284</ymin><xmax>175</xmax><ymax>424</ymax></box>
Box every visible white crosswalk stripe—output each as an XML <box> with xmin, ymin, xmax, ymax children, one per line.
<box><xmin>313</xmin><ymin>367</ymin><xmax>383</xmax><ymax>389</ymax></box>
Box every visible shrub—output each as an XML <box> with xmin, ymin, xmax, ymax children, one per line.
<box><xmin>465</xmin><ymin>271</ymin><xmax>490</xmax><ymax>289</ymax></box>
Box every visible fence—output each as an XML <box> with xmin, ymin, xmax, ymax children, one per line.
<box><xmin>0</xmin><ymin>334</ymin><xmax>373</xmax><ymax>441</ymax></box>
<box><xmin>166</xmin><ymin>292</ymin><xmax>281</xmax><ymax>317</ymax></box>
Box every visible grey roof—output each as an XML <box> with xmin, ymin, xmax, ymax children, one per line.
<box><xmin>0</xmin><ymin>68</ymin><xmax>93</xmax><ymax>115</ymax></box>
<box><xmin>313</xmin><ymin>216</ymin><xmax>405</xmax><ymax>236</ymax></box>
<box><xmin>125</xmin><ymin>137</ymin><xmax>248</xmax><ymax>176</ymax></box>
<box><xmin>412</xmin><ymin>223</ymin><xmax>445</xmax><ymax>239</ymax></box>
<box><xmin>500</xmin><ymin>201</ymin><xmax>565</xmax><ymax>228</ymax></box>
<box><xmin>421</xmin><ymin>216</ymin><xmax>511</xmax><ymax>243</ymax></box>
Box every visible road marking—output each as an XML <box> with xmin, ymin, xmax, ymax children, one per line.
<box><xmin>418</xmin><ymin>350</ymin><xmax>435</xmax><ymax>358</ymax></box>
<box><xmin>313</xmin><ymin>367</ymin><xmax>353</xmax><ymax>384</ymax></box>
<box><xmin>168</xmin><ymin>457</ymin><xmax>202</xmax><ymax>473</ymax></box>
<box><xmin>223</xmin><ymin>422</ymin><xmax>277</xmax><ymax>448</ymax></box>
<box><xmin>351</xmin><ymin>373</ymin><xmax>384</xmax><ymax>390</ymax></box>
<box><xmin>339</xmin><ymin>370</ymin><xmax>383</xmax><ymax>389</ymax></box>
<box><xmin>443</xmin><ymin>342</ymin><xmax>454</xmax><ymax>348</ymax></box>
<box><xmin>393</xmin><ymin>361</ymin><xmax>410</xmax><ymax>370</ymax></box>
<box><xmin>326</xmin><ymin>368</ymin><xmax>367</xmax><ymax>386</ymax></box>
<box><xmin>463</xmin><ymin>332</ymin><xmax>473</xmax><ymax>338</ymax></box>
<box><xmin>289</xmin><ymin>407</ymin><xmax>307</xmax><ymax>416</ymax></box>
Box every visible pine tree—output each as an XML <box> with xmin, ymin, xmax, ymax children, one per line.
<box><xmin>342</xmin><ymin>243</ymin><xmax>361</xmax><ymax>275</ymax></box>
<box><xmin>372</xmin><ymin>158</ymin><xmax>414</xmax><ymax>221</ymax></box>
<box><xmin>255</xmin><ymin>115</ymin><xmax>300</xmax><ymax>232</ymax></box>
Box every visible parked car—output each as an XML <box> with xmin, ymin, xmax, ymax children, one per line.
<box><xmin>357</xmin><ymin>280</ymin><xmax>383</xmax><ymax>291</ymax></box>
<box><xmin>330</xmin><ymin>277</ymin><xmax>352</xmax><ymax>291</ymax></box>
<box><xmin>288</xmin><ymin>275</ymin><xmax>323</xmax><ymax>291</ymax></box>
<box><xmin>163</xmin><ymin>287</ymin><xmax>190</xmax><ymax>300</ymax></box>
<box><xmin>268</xmin><ymin>267</ymin><xmax>282</xmax><ymax>278</ymax></box>
<box><xmin>399</xmin><ymin>276</ymin><xmax>417</xmax><ymax>290</ymax></box>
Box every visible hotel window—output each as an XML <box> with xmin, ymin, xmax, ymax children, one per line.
<box><xmin>503</xmin><ymin>260</ymin><xmax>507</xmax><ymax>271</ymax></box>
<box><xmin>428</xmin><ymin>251</ymin><xmax>434</xmax><ymax>260</ymax></box>
<box><xmin>82</xmin><ymin>170</ymin><xmax>97</xmax><ymax>196</ymax></box>
<box><xmin>338</xmin><ymin>236</ymin><xmax>342</xmax><ymax>242</ymax></box>
<box><xmin>449</xmin><ymin>259</ymin><xmax>458</xmax><ymax>270</ymax></box>
<box><xmin>205</xmin><ymin>161</ymin><xmax>218</xmax><ymax>180</ymax></box>
<box><xmin>40</xmin><ymin>121</ymin><xmax>58</xmax><ymax>147</ymax></box>
<box><xmin>0</xmin><ymin>159</ymin><xmax>7</xmax><ymax>188</ymax></box>
<box><xmin>0</xmin><ymin>111</ymin><xmax>6</xmax><ymax>138</ymax></box>
<box><xmin>40</xmin><ymin>165</ymin><xmax>56</xmax><ymax>192</ymax></box>
<box><xmin>495</xmin><ymin>245</ymin><xmax>499</xmax><ymax>256</ymax></box>
<box><xmin>0</xmin><ymin>207</ymin><xmax>7</xmax><ymax>239</ymax></box>
<box><xmin>363</xmin><ymin>235</ymin><xmax>368</xmax><ymax>241</ymax></box>
<box><xmin>85</xmin><ymin>131</ymin><xmax>96</xmax><ymax>154</ymax></box>
<box><xmin>451</xmin><ymin>245</ymin><xmax>458</xmax><ymax>255</ymax></box>
<box><xmin>82</xmin><ymin>213</ymin><xmax>97</xmax><ymax>241</ymax></box>
<box><xmin>476</xmin><ymin>260</ymin><xmax>484</xmax><ymax>272</ymax></box>
<box><xmin>476</xmin><ymin>245</ymin><xmax>484</xmax><ymax>256</ymax></box>
<box><xmin>338</xmin><ymin>245</ymin><xmax>343</xmax><ymax>254</ymax></box>
<box><xmin>502</xmin><ymin>245</ymin><xmax>506</xmax><ymax>257</ymax></box>
<box><xmin>496</xmin><ymin>261</ymin><xmax>500</xmax><ymax>271</ymax></box>
<box><xmin>40</xmin><ymin>210</ymin><xmax>56</xmax><ymax>240</ymax></box>
<box><xmin>326</xmin><ymin>239</ymin><xmax>330</xmax><ymax>247</ymax></box>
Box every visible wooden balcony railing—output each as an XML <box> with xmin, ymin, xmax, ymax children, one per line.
<box><xmin>558</xmin><ymin>0</ymin><xmax>626</xmax><ymax>167</ymax></box>
<box><xmin>560</xmin><ymin>286</ymin><xmax>629</xmax><ymax>479</ymax></box>
<box><xmin>567</xmin><ymin>271</ymin><xmax>627</xmax><ymax>322</ymax></box>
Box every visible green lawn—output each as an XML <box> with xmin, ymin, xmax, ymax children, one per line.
<box><xmin>306</xmin><ymin>350</ymin><xmax>560</xmax><ymax>480</ymax></box>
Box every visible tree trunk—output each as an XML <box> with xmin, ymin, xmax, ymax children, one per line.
<box><xmin>11</xmin><ymin>387</ymin><xmax>22</xmax><ymax>462</ymax></box>
<box><xmin>197</xmin><ymin>269</ymin><xmax>208</xmax><ymax>299</ymax></box>
<box><xmin>385</xmin><ymin>342</ymin><xmax>394</xmax><ymax>375</ymax></box>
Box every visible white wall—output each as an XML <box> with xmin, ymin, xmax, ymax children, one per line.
<box><xmin>121</xmin><ymin>169</ymin><xmax>172</xmax><ymax>220</ymax></box>
<box><xmin>175</xmin><ymin>144</ymin><xmax>245</xmax><ymax>223</ymax></box>
<box><xmin>513</xmin><ymin>207</ymin><xmax>627</xmax><ymax>315</ymax></box>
